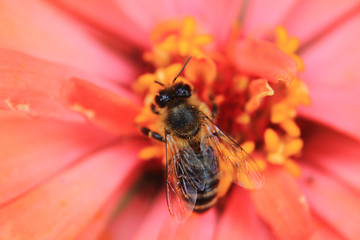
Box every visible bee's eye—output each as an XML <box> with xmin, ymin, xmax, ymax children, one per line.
<box><xmin>175</xmin><ymin>84</ymin><xmax>191</xmax><ymax>98</ymax></box>
<box><xmin>155</xmin><ymin>93</ymin><xmax>170</xmax><ymax>108</ymax></box>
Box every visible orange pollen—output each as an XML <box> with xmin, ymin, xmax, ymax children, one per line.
<box><xmin>134</xmin><ymin>17</ymin><xmax>311</xmax><ymax>182</ymax></box>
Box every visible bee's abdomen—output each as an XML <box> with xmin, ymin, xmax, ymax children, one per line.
<box><xmin>178</xmin><ymin>142</ymin><xmax>220</xmax><ymax>212</ymax></box>
<box><xmin>194</xmin><ymin>174</ymin><xmax>220</xmax><ymax>212</ymax></box>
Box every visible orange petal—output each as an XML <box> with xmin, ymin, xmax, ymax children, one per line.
<box><xmin>0</xmin><ymin>49</ymin><xmax>140</xmax><ymax>133</ymax></box>
<box><xmin>234</xmin><ymin>38</ymin><xmax>298</xmax><ymax>83</ymax></box>
<box><xmin>0</xmin><ymin>139</ymin><xmax>143</xmax><ymax>239</ymax></box>
<box><xmin>62</xmin><ymin>78</ymin><xmax>140</xmax><ymax>135</ymax></box>
<box><xmin>0</xmin><ymin>111</ymin><xmax>115</xmax><ymax>206</ymax></box>
<box><xmin>0</xmin><ymin>49</ymin><xmax>83</xmax><ymax>121</ymax></box>
<box><xmin>185</xmin><ymin>56</ymin><xmax>217</xmax><ymax>84</ymax></box>
<box><xmin>245</xmin><ymin>78</ymin><xmax>274</xmax><ymax>112</ymax></box>
<box><xmin>251</xmin><ymin>166</ymin><xmax>313</xmax><ymax>240</ymax></box>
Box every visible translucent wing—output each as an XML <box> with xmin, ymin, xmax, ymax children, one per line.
<box><xmin>202</xmin><ymin>116</ymin><xmax>265</xmax><ymax>189</ymax></box>
<box><xmin>165</xmin><ymin>133</ymin><xmax>206</xmax><ymax>222</ymax></box>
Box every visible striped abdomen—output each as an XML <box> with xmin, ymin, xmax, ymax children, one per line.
<box><xmin>187</xmin><ymin>141</ymin><xmax>220</xmax><ymax>212</ymax></box>
<box><xmin>194</xmin><ymin>166</ymin><xmax>220</xmax><ymax>212</ymax></box>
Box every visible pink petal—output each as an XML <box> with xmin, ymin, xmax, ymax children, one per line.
<box><xmin>0</xmin><ymin>139</ymin><xmax>143</xmax><ymax>239</ymax></box>
<box><xmin>283</xmin><ymin>0</ymin><xmax>360</xmax><ymax>45</ymax></box>
<box><xmin>299</xmin><ymin>14</ymin><xmax>360</xmax><ymax>140</ymax></box>
<box><xmin>301</xmin><ymin>121</ymin><xmax>360</xmax><ymax>192</ymax></box>
<box><xmin>0</xmin><ymin>0</ymin><xmax>137</xmax><ymax>83</ymax></box>
<box><xmin>242</xmin><ymin>0</ymin><xmax>298</xmax><ymax>36</ymax></box>
<box><xmin>251</xmin><ymin>166</ymin><xmax>313</xmax><ymax>240</ymax></box>
<box><xmin>131</xmin><ymin>191</ymin><xmax>216</xmax><ymax>240</ymax></box>
<box><xmin>114</xmin><ymin>0</ymin><xmax>244</xmax><ymax>45</ymax></box>
<box><xmin>76</xmin><ymin>167</ymin><xmax>142</xmax><ymax>240</ymax></box>
<box><xmin>215</xmin><ymin>186</ymin><xmax>275</xmax><ymax>240</ymax></box>
<box><xmin>75</xmin><ymin>195</ymin><xmax>120</xmax><ymax>240</ymax></box>
<box><xmin>62</xmin><ymin>78</ymin><xmax>140</xmax><ymax>135</ymax></box>
<box><xmin>49</xmin><ymin>0</ymin><xmax>151</xmax><ymax>49</ymax></box>
<box><xmin>102</xmin><ymin>173</ymin><xmax>162</xmax><ymax>240</ymax></box>
<box><xmin>299</xmin><ymin>164</ymin><xmax>360</xmax><ymax>240</ymax></box>
<box><xmin>0</xmin><ymin>111</ymin><xmax>115</xmax><ymax>206</ymax></box>
<box><xmin>233</xmin><ymin>38</ymin><xmax>298</xmax><ymax>83</ymax></box>
<box><xmin>132</xmin><ymin>193</ymin><xmax>170</xmax><ymax>240</ymax></box>
<box><xmin>309</xmin><ymin>216</ymin><xmax>344</xmax><ymax>240</ymax></box>
<box><xmin>158</xmin><ymin>209</ymin><xmax>216</xmax><ymax>240</ymax></box>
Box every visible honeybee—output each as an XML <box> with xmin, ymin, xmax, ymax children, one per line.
<box><xmin>141</xmin><ymin>57</ymin><xmax>265</xmax><ymax>222</ymax></box>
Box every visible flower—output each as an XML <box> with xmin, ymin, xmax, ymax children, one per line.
<box><xmin>1</xmin><ymin>1</ymin><xmax>360</xmax><ymax>240</ymax></box>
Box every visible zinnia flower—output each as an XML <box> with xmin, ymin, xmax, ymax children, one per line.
<box><xmin>1</xmin><ymin>0</ymin><xmax>360</xmax><ymax>240</ymax></box>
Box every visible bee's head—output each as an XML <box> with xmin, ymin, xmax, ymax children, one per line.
<box><xmin>155</xmin><ymin>82</ymin><xmax>192</xmax><ymax>108</ymax></box>
<box><xmin>154</xmin><ymin>57</ymin><xmax>193</xmax><ymax>108</ymax></box>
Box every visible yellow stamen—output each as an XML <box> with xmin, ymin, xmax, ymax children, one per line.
<box><xmin>264</xmin><ymin>128</ymin><xmax>280</xmax><ymax>152</ymax></box>
<box><xmin>217</xmin><ymin>175</ymin><xmax>232</xmax><ymax>198</ymax></box>
<box><xmin>150</xmin><ymin>19</ymin><xmax>181</xmax><ymax>43</ymax></box>
<box><xmin>287</xmin><ymin>78</ymin><xmax>312</xmax><ymax>106</ymax></box>
<box><xmin>179</xmin><ymin>38</ymin><xmax>191</xmax><ymax>56</ymax></box>
<box><xmin>158</xmin><ymin>35</ymin><xmax>177</xmax><ymax>53</ymax></box>
<box><xmin>275</xmin><ymin>26</ymin><xmax>305</xmax><ymax>71</ymax></box>
<box><xmin>284</xmin><ymin>138</ymin><xmax>304</xmax><ymax>157</ymax></box>
<box><xmin>280</xmin><ymin>119</ymin><xmax>301</xmax><ymax>137</ymax></box>
<box><xmin>143</xmin><ymin>46</ymin><xmax>171</xmax><ymax>68</ymax></box>
<box><xmin>135</xmin><ymin>105</ymin><xmax>157</xmax><ymax>125</ymax></box>
<box><xmin>267</xmin><ymin>152</ymin><xmax>285</xmax><ymax>164</ymax></box>
<box><xmin>193</xmin><ymin>35</ymin><xmax>214</xmax><ymax>45</ymax></box>
<box><xmin>255</xmin><ymin>159</ymin><xmax>267</xmax><ymax>171</ymax></box>
<box><xmin>271</xmin><ymin>103</ymin><xmax>296</xmax><ymax>123</ymax></box>
<box><xmin>241</xmin><ymin>141</ymin><xmax>255</xmax><ymax>154</ymax></box>
<box><xmin>138</xmin><ymin>146</ymin><xmax>164</xmax><ymax>160</ymax></box>
<box><xmin>284</xmin><ymin>158</ymin><xmax>302</xmax><ymax>178</ymax></box>
<box><xmin>150</xmin><ymin>16</ymin><xmax>214</xmax><ymax>58</ymax></box>
<box><xmin>234</xmin><ymin>75</ymin><xmax>249</xmax><ymax>92</ymax></box>
<box><xmin>181</xmin><ymin>17</ymin><xmax>196</xmax><ymax>37</ymax></box>
<box><xmin>236</xmin><ymin>113</ymin><xmax>251</xmax><ymax>125</ymax></box>
<box><xmin>133</xmin><ymin>73</ymin><xmax>156</xmax><ymax>95</ymax></box>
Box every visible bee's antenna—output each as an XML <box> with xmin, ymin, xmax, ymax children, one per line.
<box><xmin>154</xmin><ymin>81</ymin><xmax>164</xmax><ymax>86</ymax></box>
<box><xmin>173</xmin><ymin>56</ymin><xmax>192</xmax><ymax>83</ymax></box>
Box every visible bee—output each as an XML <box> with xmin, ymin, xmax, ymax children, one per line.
<box><xmin>141</xmin><ymin>57</ymin><xmax>265</xmax><ymax>222</ymax></box>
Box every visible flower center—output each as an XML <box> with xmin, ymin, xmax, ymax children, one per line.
<box><xmin>133</xmin><ymin>17</ymin><xmax>311</xmax><ymax>178</ymax></box>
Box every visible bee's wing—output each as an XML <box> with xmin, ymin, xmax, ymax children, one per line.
<box><xmin>165</xmin><ymin>133</ymin><xmax>206</xmax><ymax>222</ymax></box>
<box><xmin>202</xmin><ymin>116</ymin><xmax>265</xmax><ymax>189</ymax></box>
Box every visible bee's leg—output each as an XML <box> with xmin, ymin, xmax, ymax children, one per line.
<box><xmin>141</xmin><ymin>127</ymin><xmax>166</xmax><ymax>142</ymax></box>
<box><xmin>151</xmin><ymin>104</ymin><xmax>160</xmax><ymax>115</ymax></box>
<box><xmin>210</xmin><ymin>95</ymin><xmax>217</xmax><ymax>119</ymax></box>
